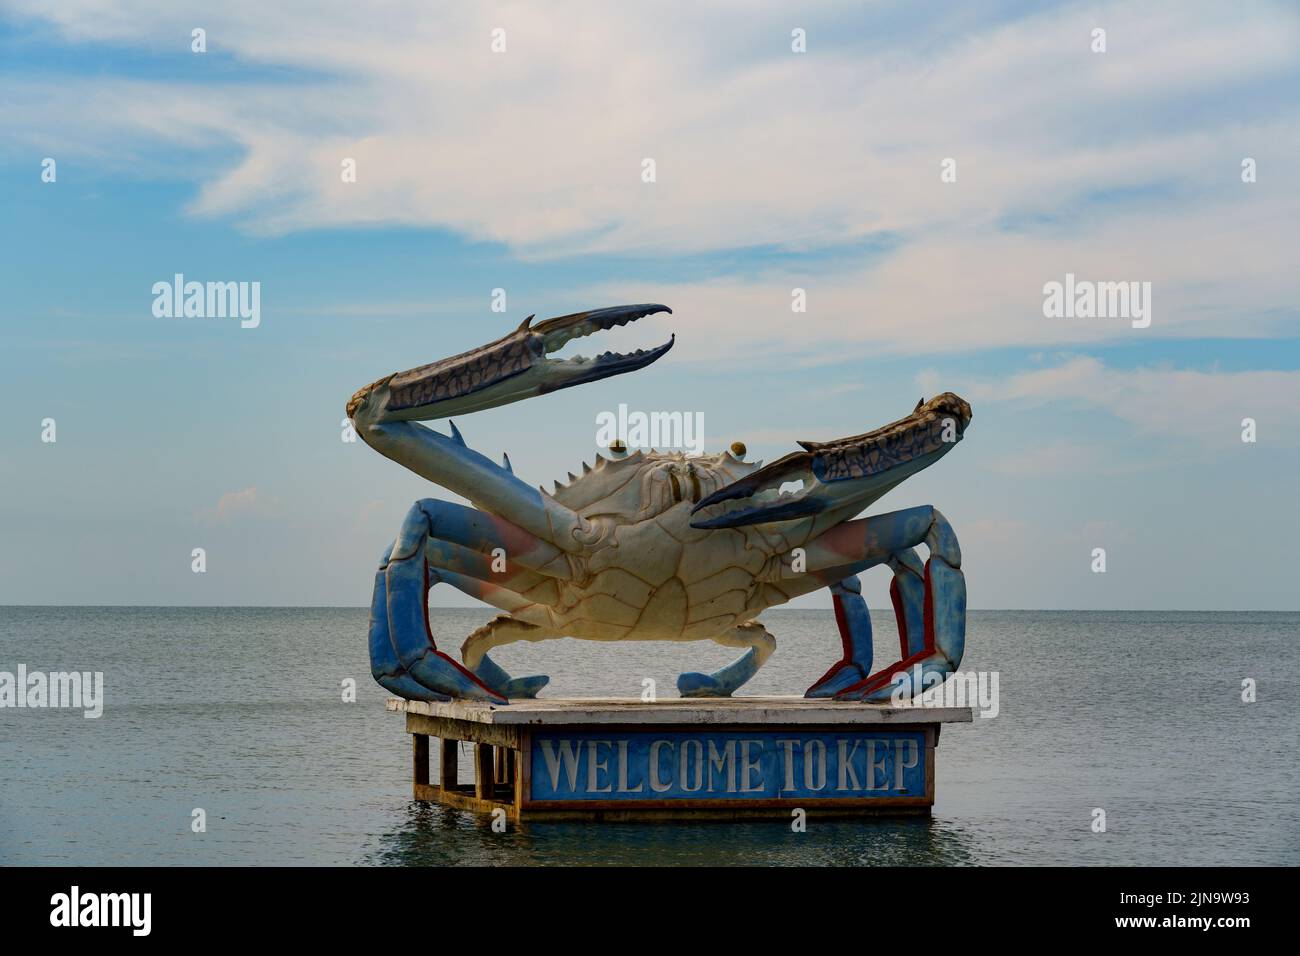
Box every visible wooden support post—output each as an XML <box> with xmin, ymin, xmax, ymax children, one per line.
<box><xmin>493</xmin><ymin>746</ymin><xmax>517</xmax><ymax>787</ymax></box>
<box><xmin>514</xmin><ymin>732</ymin><xmax>528</xmax><ymax>812</ymax></box>
<box><xmin>474</xmin><ymin>743</ymin><xmax>494</xmax><ymax>800</ymax></box>
<box><xmin>412</xmin><ymin>734</ymin><xmax>429</xmax><ymax>789</ymax></box>
<box><xmin>440</xmin><ymin>738</ymin><xmax>458</xmax><ymax>790</ymax></box>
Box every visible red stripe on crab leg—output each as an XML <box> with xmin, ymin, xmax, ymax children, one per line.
<box><xmin>890</xmin><ymin>577</ymin><xmax>908</xmax><ymax>659</ymax></box>
<box><xmin>791</xmin><ymin>505</ymin><xmax>965</xmax><ymax>703</ymax></box>
<box><xmin>804</xmin><ymin>575</ymin><xmax>873</xmax><ymax>698</ymax></box>
<box><xmin>835</xmin><ymin>554</ymin><xmax>966</xmax><ymax>702</ymax></box>
<box><xmin>888</xmin><ymin>549</ymin><xmax>927</xmax><ymax>658</ymax></box>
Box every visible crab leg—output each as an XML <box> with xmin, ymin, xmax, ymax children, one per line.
<box><xmin>794</xmin><ymin>507</ymin><xmax>946</xmax><ymax>572</ymax></box>
<box><xmin>459</xmin><ymin>615</ymin><xmax>557</xmax><ymax>699</ymax></box>
<box><xmin>368</xmin><ymin>540</ymin><xmax>519</xmax><ymax>703</ymax></box>
<box><xmin>887</xmin><ymin>549</ymin><xmax>928</xmax><ymax>659</ymax></box>
<box><xmin>821</xmin><ymin>506</ymin><xmax>964</xmax><ymax>702</ymax></box>
<box><xmin>382</xmin><ymin>501</ymin><xmax>509</xmax><ymax>704</ymax></box>
<box><xmin>803</xmin><ymin>575</ymin><xmax>873</xmax><ymax>697</ymax></box>
<box><xmin>361</xmin><ymin>421</ymin><xmax>586</xmax><ymax>548</ymax></box>
<box><xmin>423</xmin><ymin>539</ymin><xmax>562</xmax><ymax>613</ymax></box>
<box><xmin>677</xmin><ymin>621</ymin><xmax>777</xmax><ymax>698</ymax></box>
<box><xmin>798</xmin><ymin>547</ymin><xmax>929</xmax><ymax>697</ymax></box>
<box><xmin>420</xmin><ymin>540</ymin><xmax>559</xmax><ymax>697</ymax></box>
<box><xmin>409</xmin><ymin>498</ymin><xmax>573</xmax><ymax>580</ymax></box>
<box><xmin>368</xmin><ymin>543</ymin><xmax>449</xmax><ymax>702</ymax></box>
<box><xmin>749</xmin><ymin>506</ymin><xmax>963</xmax><ymax>700</ymax></box>
<box><xmin>369</xmin><ymin>497</ymin><xmax>572</xmax><ymax>702</ymax></box>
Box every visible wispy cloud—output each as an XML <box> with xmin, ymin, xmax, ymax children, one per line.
<box><xmin>3</xmin><ymin>1</ymin><xmax>1296</xmax><ymax>356</ymax></box>
<box><xmin>197</xmin><ymin>486</ymin><xmax>274</xmax><ymax>523</ymax></box>
<box><xmin>956</xmin><ymin>356</ymin><xmax>1300</xmax><ymax>448</ymax></box>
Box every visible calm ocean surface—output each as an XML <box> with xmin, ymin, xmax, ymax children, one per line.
<box><xmin>1</xmin><ymin>606</ymin><xmax>1296</xmax><ymax>866</ymax></box>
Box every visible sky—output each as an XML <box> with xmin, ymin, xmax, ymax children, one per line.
<box><xmin>1</xmin><ymin>0</ymin><xmax>1298</xmax><ymax>610</ymax></box>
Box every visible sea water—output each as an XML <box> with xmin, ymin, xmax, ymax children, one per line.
<box><xmin>1</xmin><ymin>606</ymin><xmax>1296</xmax><ymax>866</ymax></box>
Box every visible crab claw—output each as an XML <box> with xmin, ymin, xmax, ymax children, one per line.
<box><xmin>690</xmin><ymin>393</ymin><xmax>972</xmax><ymax>529</ymax></box>
<box><xmin>347</xmin><ymin>304</ymin><xmax>674</xmax><ymax>423</ymax></box>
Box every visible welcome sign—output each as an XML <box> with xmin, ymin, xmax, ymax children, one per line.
<box><xmin>391</xmin><ymin>697</ymin><xmax>966</xmax><ymax>820</ymax></box>
<box><xmin>528</xmin><ymin>729</ymin><xmax>927</xmax><ymax>802</ymax></box>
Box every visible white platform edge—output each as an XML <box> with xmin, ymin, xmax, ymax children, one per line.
<box><xmin>386</xmin><ymin>696</ymin><xmax>973</xmax><ymax>726</ymax></box>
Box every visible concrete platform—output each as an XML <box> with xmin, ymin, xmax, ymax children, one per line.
<box><xmin>388</xmin><ymin>696</ymin><xmax>972</xmax><ymax>822</ymax></box>
<box><xmin>386</xmin><ymin>695</ymin><xmax>972</xmax><ymax>725</ymax></box>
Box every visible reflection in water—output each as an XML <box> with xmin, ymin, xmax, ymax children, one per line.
<box><xmin>367</xmin><ymin>802</ymin><xmax>980</xmax><ymax>867</ymax></box>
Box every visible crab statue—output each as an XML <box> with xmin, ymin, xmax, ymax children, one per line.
<box><xmin>348</xmin><ymin>304</ymin><xmax>971</xmax><ymax>706</ymax></box>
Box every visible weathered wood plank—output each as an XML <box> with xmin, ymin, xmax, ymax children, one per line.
<box><xmin>414</xmin><ymin>783</ymin><xmax>518</xmax><ymax>819</ymax></box>
<box><xmin>404</xmin><ymin>711</ymin><xmax>522</xmax><ymax>748</ymax></box>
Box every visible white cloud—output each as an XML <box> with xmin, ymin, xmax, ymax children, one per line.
<box><xmin>198</xmin><ymin>486</ymin><xmax>272</xmax><ymax>523</ymax></box>
<box><xmin>2</xmin><ymin>0</ymin><xmax>1297</xmax><ymax>356</ymax></box>
<box><xmin>579</xmin><ymin>182</ymin><xmax>1299</xmax><ymax>361</ymax></box>
<box><xmin>958</xmin><ymin>356</ymin><xmax>1300</xmax><ymax>448</ymax></box>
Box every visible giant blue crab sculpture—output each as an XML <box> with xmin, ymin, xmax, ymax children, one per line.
<box><xmin>349</xmin><ymin>305</ymin><xmax>971</xmax><ymax>705</ymax></box>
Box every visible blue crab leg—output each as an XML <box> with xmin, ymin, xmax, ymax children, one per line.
<box><xmin>407</xmin><ymin>496</ymin><xmax>569</xmax><ymax>577</ymax></box>
<box><xmin>829</xmin><ymin>507</ymin><xmax>965</xmax><ymax>702</ymax></box>
<box><xmin>888</xmin><ymin>549</ymin><xmax>927</xmax><ymax>659</ymax></box>
<box><xmin>800</xmin><ymin>548</ymin><xmax>929</xmax><ymax>698</ymax></box>
<box><xmin>458</xmin><ymin>615</ymin><xmax>554</xmax><ymax>699</ymax></box>
<box><xmin>384</xmin><ymin>501</ymin><xmax>508</xmax><ymax>704</ymax></box>
<box><xmin>412</xmin><ymin>500</ymin><xmax>566</xmax><ymax>629</ymax></box>
<box><xmin>676</xmin><ymin>621</ymin><xmax>776</xmax><ymax>698</ymax></box>
<box><xmin>423</xmin><ymin>538</ymin><xmax>562</xmax><ymax>599</ymax></box>
<box><xmin>360</xmin><ymin>421</ymin><xmax>585</xmax><ymax>548</ymax></box>
<box><xmin>782</xmin><ymin>504</ymin><xmax>952</xmax><ymax>574</ymax></box>
<box><xmin>377</xmin><ymin>547</ymin><xmax>554</xmax><ymax>700</ymax></box>
<box><xmin>427</xmin><ymin>563</ymin><xmax>556</xmax><ymax>630</ymax></box>
<box><xmin>419</xmin><ymin>555</ymin><xmax>557</xmax><ymax>698</ymax></box>
<box><xmin>375</xmin><ymin>498</ymin><xmax>569</xmax><ymax>702</ymax></box>
<box><xmin>368</xmin><ymin>544</ymin><xmax>450</xmax><ymax>702</ymax></box>
<box><xmin>803</xmin><ymin>575</ymin><xmax>873</xmax><ymax>697</ymax></box>
<box><xmin>763</xmin><ymin>506</ymin><xmax>964</xmax><ymax>700</ymax></box>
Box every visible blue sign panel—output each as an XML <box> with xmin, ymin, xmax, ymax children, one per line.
<box><xmin>529</xmin><ymin>730</ymin><xmax>926</xmax><ymax>801</ymax></box>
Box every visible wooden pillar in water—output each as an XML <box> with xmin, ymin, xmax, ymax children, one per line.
<box><xmin>440</xmin><ymin>738</ymin><xmax>458</xmax><ymax>790</ymax></box>
<box><xmin>474</xmin><ymin>743</ymin><xmax>494</xmax><ymax>800</ymax></box>
<box><xmin>411</xmin><ymin>734</ymin><xmax>429</xmax><ymax>788</ymax></box>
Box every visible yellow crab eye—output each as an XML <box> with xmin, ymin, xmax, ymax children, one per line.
<box><xmin>730</xmin><ymin>441</ymin><xmax>747</xmax><ymax>458</ymax></box>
